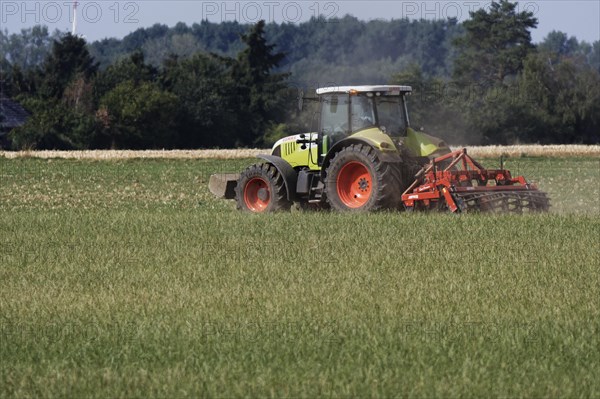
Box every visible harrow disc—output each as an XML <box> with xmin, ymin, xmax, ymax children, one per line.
<box><xmin>455</xmin><ymin>190</ymin><xmax>550</xmax><ymax>213</ymax></box>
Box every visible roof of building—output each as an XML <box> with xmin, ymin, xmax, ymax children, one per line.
<box><xmin>0</xmin><ymin>94</ymin><xmax>29</xmax><ymax>131</ymax></box>
<box><xmin>316</xmin><ymin>85</ymin><xmax>412</xmax><ymax>95</ymax></box>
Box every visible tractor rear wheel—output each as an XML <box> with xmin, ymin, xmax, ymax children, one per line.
<box><xmin>325</xmin><ymin>144</ymin><xmax>403</xmax><ymax>211</ymax></box>
<box><xmin>236</xmin><ymin>163</ymin><xmax>292</xmax><ymax>212</ymax></box>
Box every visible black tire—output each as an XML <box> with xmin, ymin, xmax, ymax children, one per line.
<box><xmin>236</xmin><ymin>163</ymin><xmax>292</xmax><ymax>212</ymax></box>
<box><xmin>397</xmin><ymin>144</ymin><xmax>429</xmax><ymax>182</ymax></box>
<box><xmin>325</xmin><ymin>144</ymin><xmax>404</xmax><ymax>211</ymax></box>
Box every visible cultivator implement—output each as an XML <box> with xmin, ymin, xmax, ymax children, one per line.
<box><xmin>401</xmin><ymin>148</ymin><xmax>550</xmax><ymax>213</ymax></box>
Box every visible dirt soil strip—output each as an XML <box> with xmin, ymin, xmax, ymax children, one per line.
<box><xmin>1</xmin><ymin>145</ymin><xmax>599</xmax><ymax>160</ymax></box>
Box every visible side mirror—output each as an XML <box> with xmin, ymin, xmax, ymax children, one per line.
<box><xmin>298</xmin><ymin>133</ymin><xmax>307</xmax><ymax>150</ymax></box>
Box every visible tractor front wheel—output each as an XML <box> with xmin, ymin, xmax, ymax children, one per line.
<box><xmin>236</xmin><ymin>163</ymin><xmax>292</xmax><ymax>212</ymax></box>
<box><xmin>325</xmin><ymin>144</ymin><xmax>403</xmax><ymax>211</ymax></box>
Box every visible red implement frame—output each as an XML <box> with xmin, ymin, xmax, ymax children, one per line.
<box><xmin>401</xmin><ymin>148</ymin><xmax>544</xmax><ymax>213</ymax></box>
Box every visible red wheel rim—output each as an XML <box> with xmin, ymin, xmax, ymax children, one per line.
<box><xmin>243</xmin><ymin>177</ymin><xmax>270</xmax><ymax>212</ymax></box>
<box><xmin>336</xmin><ymin>161</ymin><xmax>372</xmax><ymax>208</ymax></box>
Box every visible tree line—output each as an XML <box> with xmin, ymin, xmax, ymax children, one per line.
<box><xmin>1</xmin><ymin>21</ymin><xmax>291</xmax><ymax>149</ymax></box>
<box><xmin>1</xmin><ymin>0</ymin><xmax>599</xmax><ymax>149</ymax></box>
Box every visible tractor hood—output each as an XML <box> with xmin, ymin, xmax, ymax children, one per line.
<box><xmin>404</xmin><ymin>127</ymin><xmax>450</xmax><ymax>158</ymax></box>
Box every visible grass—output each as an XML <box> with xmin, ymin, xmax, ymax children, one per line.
<box><xmin>0</xmin><ymin>156</ymin><xmax>599</xmax><ymax>398</ymax></box>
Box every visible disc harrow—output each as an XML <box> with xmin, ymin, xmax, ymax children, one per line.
<box><xmin>401</xmin><ymin>148</ymin><xmax>550</xmax><ymax>213</ymax></box>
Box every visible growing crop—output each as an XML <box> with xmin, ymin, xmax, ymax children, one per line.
<box><xmin>1</xmin><ymin>155</ymin><xmax>598</xmax><ymax>397</ymax></box>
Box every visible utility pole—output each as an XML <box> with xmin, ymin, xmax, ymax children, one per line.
<box><xmin>72</xmin><ymin>1</ymin><xmax>79</xmax><ymax>36</ymax></box>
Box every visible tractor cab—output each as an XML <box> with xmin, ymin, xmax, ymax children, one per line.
<box><xmin>316</xmin><ymin>85</ymin><xmax>412</xmax><ymax>142</ymax></box>
<box><xmin>312</xmin><ymin>86</ymin><xmax>413</xmax><ymax>166</ymax></box>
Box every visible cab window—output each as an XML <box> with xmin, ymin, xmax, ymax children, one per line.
<box><xmin>375</xmin><ymin>96</ymin><xmax>406</xmax><ymax>136</ymax></box>
<box><xmin>350</xmin><ymin>95</ymin><xmax>376</xmax><ymax>133</ymax></box>
<box><xmin>320</xmin><ymin>94</ymin><xmax>350</xmax><ymax>143</ymax></box>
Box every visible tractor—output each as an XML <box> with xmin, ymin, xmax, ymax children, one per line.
<box><xmin>209</xmin><ymin>85</ymin><xmax>549</xmax><ymax>213</ymax></box>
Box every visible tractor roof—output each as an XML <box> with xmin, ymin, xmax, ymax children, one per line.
<box><xmin>315</xmin><ymin>85</ymin><xmax>412</xmax><ymax>95</ymax></box>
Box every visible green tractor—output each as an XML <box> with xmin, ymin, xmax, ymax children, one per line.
<box><xmin>209</xmin><ymin>85</ymin><xmax>549</xmax><ymax>213</ymax></box>
<box><xmin>210</xmin><ymin>85</ymin><xmax>449</xmax><ymax>212</ymax></box>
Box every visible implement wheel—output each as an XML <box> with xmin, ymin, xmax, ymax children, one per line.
<box><xmin>236</xmin><ymin>163</ymin><xmax>291</xmax><ymax>212</ymax></box>
<box><xmin>325</xmin><ymin>144</ymin><xmax>403</xmax><ymax>211</ymax></box>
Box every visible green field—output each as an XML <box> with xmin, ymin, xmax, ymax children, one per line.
<box><xmin>1</xmin><ymin>156</ymin><xmax>599</xmax><ymax>398</ymax></box>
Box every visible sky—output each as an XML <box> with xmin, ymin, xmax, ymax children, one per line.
<box><xmin>1</xmin><ymin>1</ymin><xmax>599</xmax><ymax>44</ymax></box>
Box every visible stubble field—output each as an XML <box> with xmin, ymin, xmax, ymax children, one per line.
<box><xmin>0</xmin><ymin>151</ymin><xmax>598</xmax><ymax>397</ymax></box>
